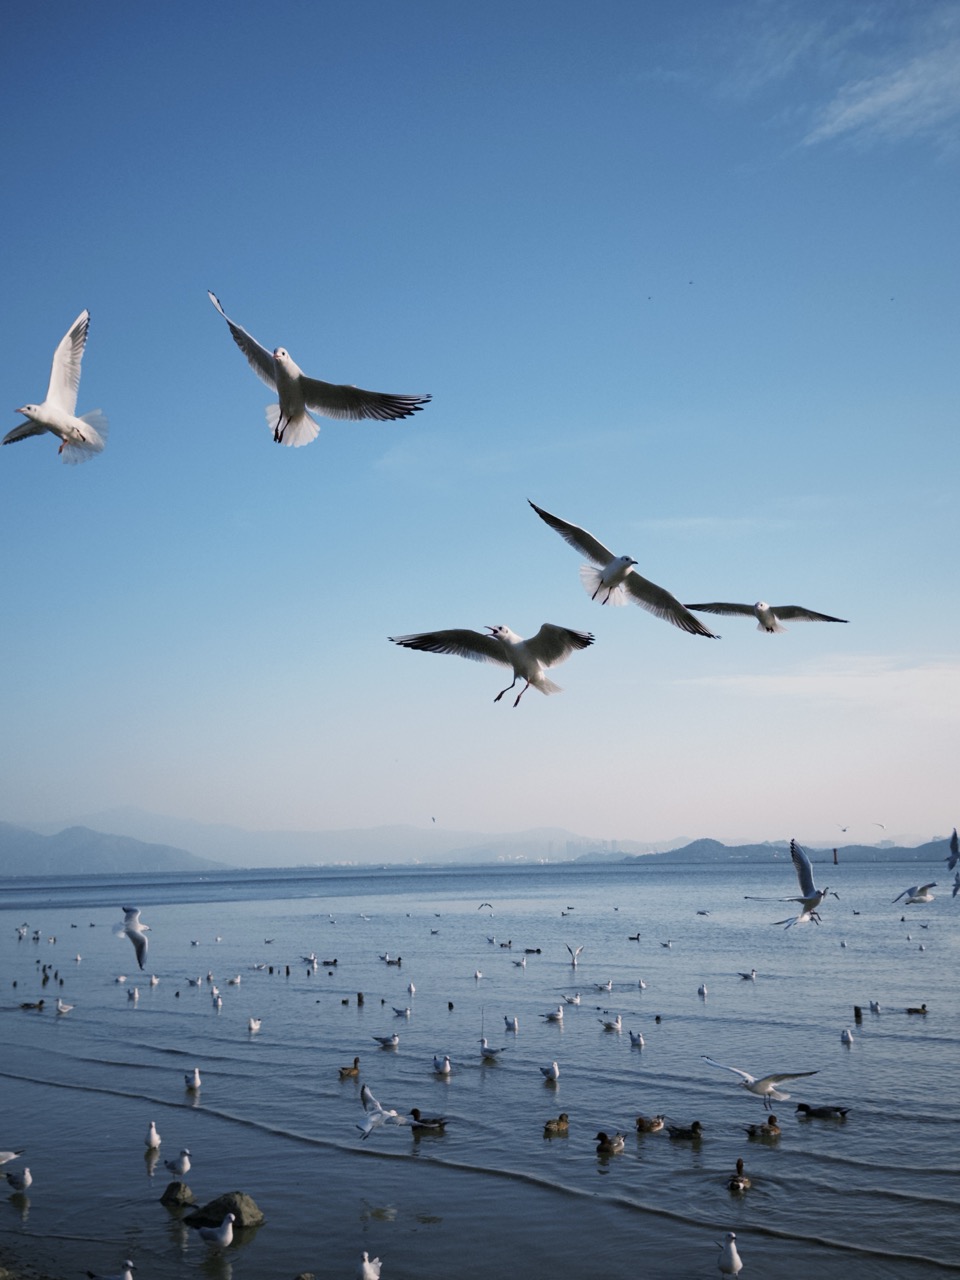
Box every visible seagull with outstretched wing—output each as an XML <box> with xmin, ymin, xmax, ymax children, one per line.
<box><xmin>702</xmin><ymin>1055</ymin><xmax>818</xmax><ymax>1110</ymax></box>
<box><xmin>683</xmin><ymin>599</ymin><xmax>847</xmax><ymax>633</ymax></box>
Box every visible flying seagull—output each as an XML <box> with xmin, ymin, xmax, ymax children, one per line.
<box><xmin>892</xmin><ymin>882</ymin><xmax>937</xmax><ymax>904</ymax></box>
<box><xmin>208</xmin><ymin>291</ymin><xmax>430</xmax><ymax>446</ymax></box>
<box><xmin>683</xmin><ymin>599</ymin><xmax>847</xmax><ymax>632</ymax></box>
<box><xmin>528</xmin><ymin>501</ymin><xmax>717</xmax><ymax>637</ymax></box>
<box><xmin>358</xmin><ymin>1083</ymin><xmax>404</xmax><ymax>1139</ymax></box>
<box><xmin>117</xmin><ymin>907</ymin><xmax>150</xmax><ymax>970</ymax></box>
<box><xmin>4</xmin><ymin>310</ymin><xmax>108</xmax><ymax>463</ymax></box>
<box><xmin>747</xmin><ymin>839</ymin><xmax>838</xmax><ymax>927</ymax></box>
<box><xmin>702</xmin><ymin>1055</ymin><xmax>818</xmax><ymax>1110</ymax></box>
<box><xmin>946</xmin><ymin>829</ymin><xmax>959</xmax><ymax>871</ymax></box>
<box><xmin>389</xmin><ymin>624</ymin><xmax>594</xmax><ymax>707</ymax></box>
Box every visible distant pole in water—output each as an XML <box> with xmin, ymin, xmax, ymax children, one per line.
<box><xmin>833</xmin><ymin>848</ymin><xmax>839</xmax><ymax>865</ymax></box>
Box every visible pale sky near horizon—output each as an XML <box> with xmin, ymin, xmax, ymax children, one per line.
<box><xmin>1</xmin><ymin>1</ymin><xmax>957</xmax><ymax>850</ymax></box>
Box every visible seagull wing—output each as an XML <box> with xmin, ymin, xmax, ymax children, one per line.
<box><xmin>917</xmin><ymin>882</ymin><xmax>937</xmax><ymax>894</ymax></box>
<box><xmin>701</xmin><ymin>1055</ymin><xmax>756</xmax><ymax>1085</ymax></box>
<box><xmin>389</xmin><ymin>629</ymin><xmax>511</xmax><ymax>667</ymax></box>
<box><xmin>891</xmin><ymin>889</ymin><xmax>908</xmax><ymax>903</ymax></box>
<box><xmin>757</xmin><ymin>1070</ymin><xmax>818</xmax><ymax>1085</ymax></box>
<box><xmin>770</xmin><ymin>606</ymin><xmax>848</xmax><ymax>623</ymax></box>
<box><xmin>525</xmin><ymin>624</ymin><xmax>594</xmax><ymax>667</ymax></box>
<box><xmin>45</xmin><ymin>310</ymin><xmax>90</xmax><ymax>414</ymax></box>
<box><xmin>623</xmin><ymin>572</ymin><xmax>718</xmax><ymax>637</ymax></box>
<box><xmin>127</xmin><ymin>928</ymin><xmax>148</xmax><ymax>969</ymax></box>
<box><xmin>683</xmin><ymin>602</ymin><xmax>755</xmax><ymax>617</ymax></box>
<box><xmin>2</xmin><ymin>422</ymin><xmax>49</xmax><ymax>446</ymax></box>
<box><xmin>360</xmin><ymin>1083</ymin><xmax>383</xmax><ymax>1114</ymax></box>
<box><xmin>208</xmin><ymin>291</ymin><xmax>277</xmax><ymax>390</ymax></box>
<box><xmin>790</xmin><ymin>840</ymin><xmax>817</xmax><ymax>898</ymax></box>
<box><xmin>527</xmin><ymin>501</ymin><xmax>616</xmax><ymax>567</ymax></box>
<box><xmin>298</xmin><ymin>376</ymin><xmax>430</xmax><ymax>422</ymax></box>
<box><xmin>947</xmin><ymin>829</ymin><xmax>959</xmax><ymax>869</ymax></box>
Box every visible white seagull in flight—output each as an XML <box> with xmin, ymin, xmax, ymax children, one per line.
<box><xmin>208</xmin><ymin>291</ymin><xmax>430</xmax><ymax>446</ymax></box>
<box><xmin>389</xmin><ymin>623</ymin><xmax>594</xmax><ymax>707</ymax></box>
<box><xmin>4</xmin><ymin>310</ymin><xmax>108</xmax><ymax>463</ymax></box>
<box><xmin>683</xmin><ymin>599</ymin><xmax>847</xmax><ymax>632</ymax></box>
<box><xmin>945</xmin><ymin>828</ymin><xmax>959</xmax><ymax>871</ymax></box>
<box><xmin>117</xmin><ymin>907</ymin><xmax>150</xmax><ymax>970</ymax></box>
<box><xmin>892</xmin><ymin>882</ymin><xmax>937</xmax><ymax>904</ymax></box>
<box><xmin>747</xmin><ymin>839</ymin><xmax>838</xmax><ymax>927</ymax></box>
<box><xmin>528</xmin><ymin>501</ymin><xmax>717</xmax><ymax>637</ymax></box>
<box><xmin>358</xmin><ymin>1083</ymin><xmax>405</xmax><ymax>1139</ymax></box>
<box><xmin>702</xmin><ymin>1055</ymin><xmax>818</xmax><ymax>1110</ymax></box>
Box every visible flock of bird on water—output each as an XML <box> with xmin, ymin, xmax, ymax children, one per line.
<box><xmin>6</xmin><ymin>303</ymin><xmax>851</xmax><ymax>711</ymax></box>
<box><xmin>6</xmin><ymin>829</ymin><xmax>955</xmax><ymax>1278</ymax></box>
<box><xmin>5</xmin><ymin>309</ymin><xmax>953</xmax><ymax>1276</ymax></box>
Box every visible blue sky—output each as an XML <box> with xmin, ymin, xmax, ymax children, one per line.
<box><xmin>2</xmin><ymin>1</ymin><xmax>957</xmax><ymax>849</ymax></box>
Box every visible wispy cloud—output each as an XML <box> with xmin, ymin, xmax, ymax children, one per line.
<box><xmin>681</xmin><ymin>655</ymin><xmax>960</xmax><ymax>721</ymax></box>
<box><xmin>804</xmin><ymin>37</ymin><xmax>960</xmax><ymax>146</ymax></box>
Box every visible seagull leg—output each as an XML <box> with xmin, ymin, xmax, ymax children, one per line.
<box><xmin>494</xmin><ymin>676</ymin><xmax>518</xmax><ymax>703</ymax></box>
<box><xmin>512</xmin><ymin>680</ymin><xmax>531</xmax><ymax>708</ymax></box>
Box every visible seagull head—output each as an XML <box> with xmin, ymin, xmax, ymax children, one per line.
<box><xmin>619</xmin><ymin>555</ymin><xmax>638</xmax><ymax>568</ymax></box>
<box><xmin>15</xmin><ymin>405</ymin><xmax>36</xmax><ymax>419</ymax></box>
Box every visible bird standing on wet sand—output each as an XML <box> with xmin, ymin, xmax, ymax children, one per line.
<box><xmin>4</xmin><ymin>310</ymin><xmax>108</xmax><ymax>463</ymax></box>
<box><xmin>389</xmin><ymin>624</ymin><xmax>594</xmax><ymax>707</ymax></box>
<box><xmin>208</xmin><ymin>291</ymin><xmax>430</xmax><ymax>446</ymax></box>
<box><xmin>527</xmin><ymin>500</ymin><xmax>718</xmax><ymax>637</ymax></box>
<box><xmin>702</xmin><ymin>1055</ymin><xmax>818</xmax><ymax>1109</ymax></box>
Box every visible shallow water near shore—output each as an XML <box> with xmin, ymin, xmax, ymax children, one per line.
<box><xmin>1</xmin><ymin>859</ymin><xmax>957</xmax><ymax>1278</ymax></box>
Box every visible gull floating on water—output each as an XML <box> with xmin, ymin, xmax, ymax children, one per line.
<box><xmin>208</xmin><ymin>291</ymin><xmax>430</xmax><ymax>446</ymax></box>
<box><xmin>479</xmin><ymin>1038</ymin><xmax>504</xmax><ymax>1061</ymax></box>
<box><xmin>738</xmin><ymin>969</ymin><xmax>757</xmax><ymax>981</ymax></box>
<box><xmin>4</xmin><ymin>1167</ymin><xmax>31</xmax><ymax>1192</ymax></box>
<box><xmin>841</xmin><ymin>1027</ymin><xmax>854</xmax><ymax>1044</ymax></box>
<box><xmin>504</xmin><ymin>1015</ymin><xmax>519</xmax><ymax>1032</ymax></box>
<box><xmin>56</xmin><ymin>997</ymin><xmax>74</xmax><ymax>1014</ymax></box>
<box><xmin>145</xmin><ymin>1122</ymin><xmax>161</xmax><ymax>1150</ymax></box>
<box><xmin>599</xmin><ymin>1014</ymin><xmax>622</xmax><ymax>1032</ymax></box>
<box><xmin>685</xmin><ymin>599</ymin><xmax>848</xmax><ymax>633</ymax></box>
<box><xmin>389</xmin><ymin>623</ymin><xmax>594</xmax><ymax>707</ymax></box>
<box><xmin>541</xmin><ymin>1006</ymin><xmax>564</xmax><ymax>1022</ymax></box>
<box><xmin>562</xmin><ymin>992</ymin><xmax>581</xmax><ymax>1005</ymax></box>
<box><xmin>357</xmin><ymin>1252</ymin><xmax>382</xmax><ymax>1280</ymax></box>
<box><xmin>892</xmin><ymin>882</ymin><xmax>937</xmax><ymax>904</ymax></box>
<box><xmin>528</xmin><ymin>500</ymin><xmax>718</xmax><ymax>637</ymax></box>
<box><xmin>184</xmin><ymin>1068</ymin><xmax>201</xmax><ymax>1090</ymax></box>
<box><xmin>717</xmin><ymin>1231</ymin><xmax>743</xmax><ymax>1277</ymax></box>
<box><xmin>702</xmin><ymin>1055</ymin><xmax>818</xmax><ymax>1109</ymax></box>
<box><xmin>629</xmin><ymin>1030</ymin><xmax>645</xmax><ymax>1047</ymax></box>
<box><xmin>163</xmin><ymin>1149</ymin><xmax>191</xmax><ymax>1179</ymax></box>
<box><xmin>4</xmin><ymin>310</ymin><xmax>108</xmax><ymax>463</ymax></box>
<box><xmin>433</xmin><ymin>1054</ymin><xmax>452</xmax><ymax>1075</ymax></box>
<box><xmin>117</xmin><ymin>907</ymin><xmax>149</xmax><ymax>970</ymax></box>
<box><xmin>540</xmin><ymin>1061</ymin><xmax>560</xmax><ymax>1082</ymax></box>
<box><xmin>373</xmin><ymin>1033</ymin><xmax>400</xmax><ymax>1048</ymax></box>
<box><xmin>248</xmin><ymin>1017</ymin><xmax>262</xmax><ymax>1033</ymax></box>
<box><xmin>85</xmin><ymin>1262</ymin><xmax>135</xmax><ymax>1280</ymax></box>
<box><xmin>358</xmin><ymin>1083</ymin><xmax>405</xmax><ymax>1139</ymax></box>
<box><xmin>192</xmin><ymin>1213</ymin><xmax>235</xmax><ymax>1249</ymax></box>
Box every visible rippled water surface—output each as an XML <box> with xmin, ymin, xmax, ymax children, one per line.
<box><xmin>1</xmin><ymin>859</ymin><xmax>957</xmax><ymax>1279</ymax></box>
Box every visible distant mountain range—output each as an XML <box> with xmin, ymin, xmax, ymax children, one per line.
<box><xmin>0</xmin><ymin>807</ymin><xmax>949</xmax><ymax>877</ymax></box>
<box><xmin>0</xmin><ymin>822</ymin><xmax>225</xmax><ymax>878</ymax></box>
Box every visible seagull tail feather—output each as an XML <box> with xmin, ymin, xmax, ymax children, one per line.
<box><xmin>579</xmin><ymin>564</ymin><xmax>628</xmax><ymax>605</ymax></box>
<box><xmin>265</xmin><ymin>403</ymin><xmax>321</xmax><ymax>448</ymax></box>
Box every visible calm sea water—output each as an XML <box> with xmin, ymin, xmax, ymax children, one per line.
<box><xmin>0</xmin><ymin>859</ymin><xmax>957</xmax><ymax>1279</ymax></box>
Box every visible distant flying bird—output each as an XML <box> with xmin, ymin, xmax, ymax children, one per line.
<box><xmin>684</xmin><ymin>599</ymin><xmax>848</xmax><ymax>633</ymax></box>
<box><xmin>892</xmin><ymin>882</ymin><xmax>937</xmax><ymax>904</ymax></box>
<box><xmin>528</xmin><ymin>501</ymin><xmax>717</xmax><ymax>637</ymax></box>
<box><xmin>117</xmin><ymin>908</ymin><xmax>149</xmax><ymax>970</ymax></box>
<box><xmin>389</xmin><ymin>623</ymin><xmax>594</xmax><ymax>707</ymax></box>
<box><xmin>208</xmin><ymin>291</ymin><xmax>430</xmax><ymax>446</ymax></box>
<box><xmin>946</xmin><ymin>829</ymin><xmax>959</xmax><ymax>871</ymax></box>
<box><xmin>702</xmin><ymin>1055</ymin><xmax>818</xmax><ymax>1110</ymax></box>
<box><xmin>4</xmin><ymin>310</ymin><xmax>108</xmax><ymax>463</ymax></box>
